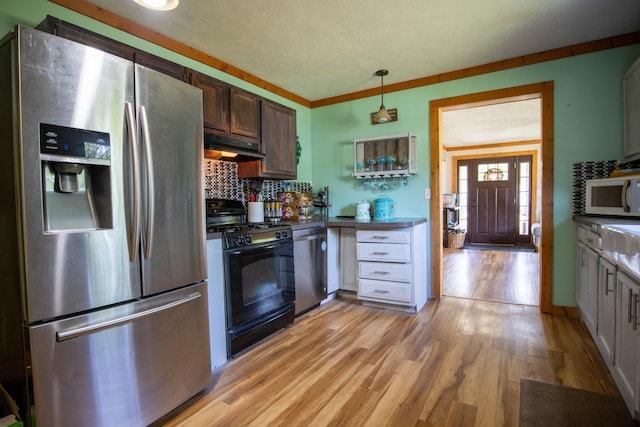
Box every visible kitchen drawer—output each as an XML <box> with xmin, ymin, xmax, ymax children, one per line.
<box><xmin>577</xmin><ymin>226</ymin><xmax>601</xmax><ymax>251</ymax></box>
<box><xmin>357</xmin><ymin>229</ymin><xmax>411</xmax><ymax>244</ymax></box>
<box><xmin>357</xmin><ymin>242</ymin><xmax>411</xmax><ymax>263</ymax></box>
<box><xmin>358</xmin><ymin>279</ymin><xmax>412</xmax><ymax>303</ymax></box>
<box><xmin>359</xmin><ymin>261</ymin><xmax>411</xmax><ymax>283</ymax></box>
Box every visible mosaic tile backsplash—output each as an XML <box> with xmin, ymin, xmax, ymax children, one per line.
<box><xmin>204</xmin><ymin>159</ymin><xmax>311</xmax><ymax>205</ymax></box>
<box><xmin>572</xmin><ymin>160</ymin><xmax>621</xmax><ymax>215</ymax></box>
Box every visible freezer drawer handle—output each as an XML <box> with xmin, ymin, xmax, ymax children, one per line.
<box><xmin>56</xmin><ymin>292</ymin><xmax>201</xmax><ymax>342</ymax></box>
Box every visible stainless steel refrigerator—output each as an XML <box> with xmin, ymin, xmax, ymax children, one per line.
<box><xmin>0</xmin><ymin>26</ymin><xmax>211</xmax><ymax>426</ymax></box>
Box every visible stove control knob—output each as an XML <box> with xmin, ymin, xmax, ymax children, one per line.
<box><xmin>234</xmin><ymin>237</ymin><xmax>244</xmax><ymax>246</ymax></box>
<box><xmin>245</xmin><ymin>235</ymin><xmax>252</xmax><ymax>245</ymax></box>
<box><xmin>275</xmin><ymin>231</ymin><xmax>281</xmax><ymax>239</ymax></box>
<box><xmin>281</xmin><ymin>230</ymin><xmax>288</xmax><ymax>238</ymax></box>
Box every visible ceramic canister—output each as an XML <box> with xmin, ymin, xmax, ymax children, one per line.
<box><xmin>374</xmin><ymin>195</ymin><xmax>394</xmax><ymax>221</ymax></box>
<box><xmin>355</xmin><ymin>200</ymin><xmax>370</xmax><ymax>221</ymax></box>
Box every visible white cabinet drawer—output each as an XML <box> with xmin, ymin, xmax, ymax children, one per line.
<box><xmin>357</xmin><ymin>242</ymin><xmax>410</xmax><ymax>263</ymax></box>
<box><xmin>357</xmin><ymin>229</ymin><xmax>410</xmax><ymax>244</ymax></box>
<box><xmin>358</xmin><ymin>279</ymin><xmax>412</xmax><ymax>303</ymax></box>
<box><xmin>359</xmin><ymin>261</ymin><xmax>411</xmax><ymax>283</ymax></box>
<box><xmin>577</xmin><ymin>226</ymin><xmax>601</xmax><ymax>251</ymax></box>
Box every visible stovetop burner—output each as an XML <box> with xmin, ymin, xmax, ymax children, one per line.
<box><xmin>206</xmin><ymin>199</ymin><xmax>292</xmax><ymax>249</ymax></box>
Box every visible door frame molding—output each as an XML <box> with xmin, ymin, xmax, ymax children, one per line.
<box><xmin>429</xmin><ymin>82</ymin><xmax>554</xmax><ymax>313</ymax></box>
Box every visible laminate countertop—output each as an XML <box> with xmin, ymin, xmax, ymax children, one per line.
<box><xmin>206</xmin><ymin>217</ymin><xmax>427</xmax><ymax>240</ymax></box>
<box><xmin>287</xmin><ymin>217</ymin><xmax>427</xmax><ymax>231</ymax></box>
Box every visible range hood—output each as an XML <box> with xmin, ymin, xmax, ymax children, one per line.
<box><xmin>204</xmin><ymin>132</ymin><xmax>265</xmax><ymax>162</ymax></box>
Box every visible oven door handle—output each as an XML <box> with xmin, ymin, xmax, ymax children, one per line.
<box><xmin>226</xmin><ymin>242</ymin><xmax>290</xmax><ymax>256</ymax></box>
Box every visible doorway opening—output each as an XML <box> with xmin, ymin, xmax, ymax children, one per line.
<box><xmin>458</xmin><ymin>154</ymin><xmax>534</xmax><ymax>247</ymax></box>
<box><xmin>429</xmin><ymin>82</ymin><xmax>554</xmax><ymax>313</ymax></box>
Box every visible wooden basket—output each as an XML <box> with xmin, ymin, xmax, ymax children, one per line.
<box><xmin>448</xmin><ymin>233</ymin><xmax>466</xmax><ymax>249</ymax></box>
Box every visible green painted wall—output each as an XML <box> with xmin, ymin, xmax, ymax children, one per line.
<box><xmin>0</xmin><ymin>0</ymin><xmax>313</xmax><ymax>182</ymax></box>
<box><xmin>2</xmin><ymin>1</ymin><xmax>639</xmax><ymax>306</ymax></box>
<box><xmin>310</xmin><ymin>45</ymin><xmax>640</xmax><ymax>307</ymax></box>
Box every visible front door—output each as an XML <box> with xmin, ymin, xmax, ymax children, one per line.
<box><xmin>462</xmin><ymin>155</ymin><xmax>532</xmax><ymax>245</ymax></box>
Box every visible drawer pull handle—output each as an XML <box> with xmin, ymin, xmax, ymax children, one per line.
<box><xmin>628</xmin><ymin>288</ymin><xmax>633</xmax><ymax>324</ymax></box>
<box><xmin>372</xmin><ymin>235</ymin><xmax>389</xmax><ymax>239</ymax></box>
<box><xmin>373</xmin><ymin>289</ymin><xmax>390</xmax><ymax>294</ymax></box>
<box><xmin>604</xmin><ymin>270</ymin><xmax>614</xmax><ymax>296</ymax></box>
<box><xmin>371</xmin><ymin>251</ymin><xmax>389</xmax><ymax>255</ymax></box>
<box><xmin>372</xmin><ymin>270</ymin><xmax>390</xmax><ymax>275</ymax></box>
<box><xmin>634</xmin><ymin>293</ymin><xmax>640</xmax><ymax>331</ymax></box>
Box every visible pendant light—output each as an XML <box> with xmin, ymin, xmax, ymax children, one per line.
<box><xmin>372</xmin><ymin>70</ymin><xmax>392</xmax><ymax>124</ymax></box>
<box><xmin>132</xmin><ymin>0</ymin><xmax>179</xmax><ymax>11</ymax></box>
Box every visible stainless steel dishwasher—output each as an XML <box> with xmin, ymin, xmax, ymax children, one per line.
<box><xmin>293</xmin><ymin>226</ymin><xmax>328</xmax><ymax>315</ymax></box>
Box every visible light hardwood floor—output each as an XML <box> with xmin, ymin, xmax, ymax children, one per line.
<box><xmin>160</xmin><ymin>296</ymin><xmax>618</xmax><ymax>426</ymax></box>
<box><xmin>442</xmin><ymin>247</ymin><xmax>540</xmax><ymax>306</ymax></box>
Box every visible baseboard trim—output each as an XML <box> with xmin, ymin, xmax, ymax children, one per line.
<box><xmin>551</xmin><ymin>305</ymin><xmax>579</xmax><ymax>317</ymax></box>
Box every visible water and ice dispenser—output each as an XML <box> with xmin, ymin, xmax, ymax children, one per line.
<box><xmin>40</xmin><ymin>123</ymin><xmax>113</xmax><ymax>232</ymax></box>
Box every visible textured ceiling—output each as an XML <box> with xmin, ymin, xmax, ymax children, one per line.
<box><xmin>80</xmin><ymin>0</ymin><xmax>638</xmax><ymax>146</ymax></box>
<box><xmin>86</xmin><ymin>0</ymin><xmax>640</xmax><ymax>102</ymax></box>
<box><xmin>442</xmin><ymin>99</ymin><xmax>541</xmax><ymax>148</ymax></box>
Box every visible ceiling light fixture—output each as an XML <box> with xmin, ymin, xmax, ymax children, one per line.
<box><xmin>132</xmin><ymin>0</ymin><xmax>179</xmax><ymax>11</ymax></box>
<box><xmin>372</xmin><ymin>69</ymin><xmax>392</xmax><ymax>124</ymax></box>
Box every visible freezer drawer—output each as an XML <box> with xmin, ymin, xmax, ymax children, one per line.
<box><xmin>28</xmin><ymin>282</ymin><xmax>211</xmax><ymax>427</ymax></box>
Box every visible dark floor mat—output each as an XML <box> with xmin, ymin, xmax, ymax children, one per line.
<box><xmin>519</xmin><ymin>378</ymin><xmax>638</xmax><ymax>427</ymax></box>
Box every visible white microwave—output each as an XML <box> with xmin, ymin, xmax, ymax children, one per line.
<box><xmin>585</xmin><ymin>176</ymin><xmax>640</xmax><ymax>217</ymax></box>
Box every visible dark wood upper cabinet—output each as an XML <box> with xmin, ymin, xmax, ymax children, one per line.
<box><xmin>230</xmin><ymin>87</ymin><xmax>260</xmax><ymax>140</ymax></box>
<box><xmin>189</xmin><ymin>71</ymin><xmax>230</xmax><ymax>132</ymax></box>
<box><xmin>238</xmin><ymin>100</ymin><xmax>297</xmax><ymax>179</ymax></box>
<box><xmin>38</xmin><ymin>16</ymin><xmax>296</xmax><ymax>180</ymax></box>
<box><xmin>37</xmin><ymin>16</ymin><xmax>186</xmax><ymax>81</ymax></box>
<box><xmin>38</xmin><ymin>16</ymin><xmax>134</xmax><ymax>60</ymax></box>
<box><xmin>134</xmin><ymin>50</ymin><xmax>186</xmax><ymax>81</ymax></box>
<box><xmin>189</xmin><ymin>70</ymin><xmax>260</xmax><ymax>143</ymax></box>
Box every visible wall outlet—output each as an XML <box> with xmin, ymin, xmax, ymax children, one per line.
<box><xmin>424</xmin><ymin>188</ymin><xmax>431</xmax><ymax>199</ymax></box>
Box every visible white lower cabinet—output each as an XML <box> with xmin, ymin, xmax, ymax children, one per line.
<box><xmin>575</xmin><ymin>221</ymin><xmax>640</xmax><ymax>421</ymax></box>
<box><xmin>355</xmin><ymin>223</ymin><xmax>427</xmax><ymax>312</ymax></box>
<box><xmin>576</xmin><ymin>236</ymin><xmax>599</xmax><ymax>336</ymax></box>
<box><xmin>596</xmin><ymin>258</ymin><xmax>616</xmax><ymax>364</ymax></box>
<box><xmin>206</xmin><ymin>238</ymin><xmax>227</xmax><ymax>370</ymax></box>
<box><xmin>339</xmin><ymin>227</ymin><xmax>357</xmax><ymax>292</ymax></box>
<box><xmin>614</xmin><ymin>271</ymin><xmax>640</xmax><ymax>419</ymax></box>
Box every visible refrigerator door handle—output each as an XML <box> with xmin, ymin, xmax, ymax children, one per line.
<box><xmin>139</xmin><ymin>105</ymin><xmax>155</xmax><ymax>259</ymax></box>
<box><xmin>125</xmin><ymin>102</ymin><xmax>141</xmax><ymax>262</ymax></box>
<box><xmin>56</xmin><ymin>292</ymin><xmax>202</xmax><ymax>342</ymax></box>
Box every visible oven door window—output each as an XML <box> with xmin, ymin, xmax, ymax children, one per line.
<box><xmin>225</xmin><ymin>242</ymin><xmax>294</xmax><ymax>327</ymax></box>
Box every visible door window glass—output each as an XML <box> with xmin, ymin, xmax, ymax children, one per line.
<box><xmin>458</xmin><ymin>165</ymin><xmax>469</xmax><ymax>231</ymax></box>
<box><xmin>519</xmin><ymin>161</ymin><xmax>530</xmax><ymax>235</ymax></box>
<box><xmin>478</xmin><ymin>163</ymin><xmax>509</xmax><ymax>181</ymax></box>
